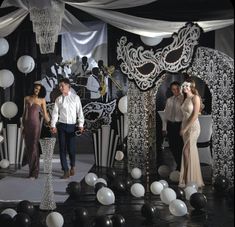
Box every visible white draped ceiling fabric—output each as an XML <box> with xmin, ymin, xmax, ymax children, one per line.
<box><xmin>0</xmin><ymin>0</ymin><xmax>234</xmax><ymax>39</ymax></box>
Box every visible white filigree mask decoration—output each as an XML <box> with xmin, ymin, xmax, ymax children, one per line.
<box><xmin>117</xmin><ymin>23</ymin><xmax>201</xmax><ymax>91</ymax></box>
<box><xmin>83</xmin><ymin>100</ymin><xmax>116</xmax><ymax>130</ymax></box>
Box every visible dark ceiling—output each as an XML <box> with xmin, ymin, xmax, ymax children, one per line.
<box><xmin>0</xmin><ymin>0</ymin><xmax>234</xmax><ymax>22</ymax></box>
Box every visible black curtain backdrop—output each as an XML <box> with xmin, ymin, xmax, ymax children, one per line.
<box><xmin>0</xmin><ymin>15</ymin><xmax>61</xmax><ymax>124</ymax></box>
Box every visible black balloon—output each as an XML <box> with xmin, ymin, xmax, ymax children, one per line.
<box><xmin>213</xmin><ymin>175</ymin><xmax>230</xmax><ymax>193</ymax></box>
<box><xmin>174</xmin><ymin>187</ymin><xmax>186</xmax><ymax>200</ymax></box>
<box><xmin>111</xmin><ymin>214</ymin><xmax>126</xmax><ymax>227</ymax></box>
<box><xmin>124</xmin><ymin>177</ymin><xmax>133</xmax><ymax>191</ymax></box>
<box><xmin>73</xmin><ymin>207</ymin><xmax>89</xmax><ymax>227</ymax></box>
<box><xmin>111</xmin><ymin>178</ymin><xmax>126</xmax><ymax>193</ymax></box>
<box><xmin>92</xmin><ymin>215</ymin><xmax>113</xmax><ymax>227</ymax></box>
<box><xmin>0</xmin><ymin>213</ymin><xmax>13</xmax><ymax>227</ymax></box>
<box><xmin>107</xmin><ymin>169</ymin><xmax>117</xmax><ymax>181</ymax></box>
<box><xmin>66</xmin><ymin>181</ymin><xmax>81</xmax><ymax>198</ymax></box>
<box><xmin>141</xmin><ymin>203</ymin><xmax>158</xmax><ymax>221</ymax></box>
<box><xmin>190</xmin><ymin>193</ymin><xmax>207</xmax><ymax>210</ymax></box>
<box><xmin>17</xmin><ymin>200</ymin><xmax>35</xmax><ymax>217</ymax></box>
<box><xmin>95</xmin><ymin>182</ymin><xmax>106</xmax><ymax>194</ymax></box>
<box><xmin>13</xmin><ymin>213</ymin><xmax>31</xmax><ymax>227</ymax></box>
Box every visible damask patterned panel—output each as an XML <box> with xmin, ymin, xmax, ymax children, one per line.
<box><xmin>127</xmin><ymin>81</ymin><xmax>157</xmax><ymax>175</ymax></box>
<box><xmin>188</xmin><ymin>47</ymin><xmax>234</xmax><ymax>184</ymax></box>
<box><xmin>117</xmin><ymin>23</ymin><xmax>201</xmax><ymax>91</ymax></box>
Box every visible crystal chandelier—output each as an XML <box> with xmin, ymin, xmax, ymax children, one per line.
<box><xmin>29</xmin><ymin>0</ymin><xmax>65</xmax><ymax>54</ymax></box>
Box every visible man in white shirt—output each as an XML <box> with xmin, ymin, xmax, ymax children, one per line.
<box><xmin>162</xmin><ymin>81</ymin><xmax>184</xmax><ymax>171</ymax></box>
<box><xmin>86</xmin><ymin>67</ymin><xmax>101</xmax><ymax>100</ymax></box>
<box><xmin>51</xmin><ymin>78</ymin><xmax>85</xmax><ymax>179</ymax></box>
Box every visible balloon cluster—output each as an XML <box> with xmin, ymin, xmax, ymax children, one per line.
<box><xmin>0</xmin><ymin>38</ymin><xmax>34</xmax><ymax>120</ymax></box>
<box><xmin>92</xmin><ymin>214</ymin><xmax>126</xmax><ymax>227</ymax></box>
<box><xmin>0</xmin><ymin>200</ymin><xmax>35</xmax><ymax>227</ymax></box>
<box><xmin>145</xmin><ymin>165</ymin><xmax>209</xmax><ymax>218</ymax></box>
<box><xmin>84</xmin><ymin>171</ymin><xmax>115</xmax><ymax>206</ymax></box>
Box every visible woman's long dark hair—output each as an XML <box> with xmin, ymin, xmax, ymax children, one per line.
<box><xmin>30</xmin><ymin>83</ymin><xmax>46</xmax><ymax>99</ymax></box>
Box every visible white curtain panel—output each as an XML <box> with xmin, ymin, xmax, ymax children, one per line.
<box><xmin>61</xmin><ymin>21</ymin><xmax>107</xmax><ymax>64</ymax></box>
<box><xmin>0</xmin><ymin>9</ymin><xmax>28</xmax><ymax>37</ymax></box>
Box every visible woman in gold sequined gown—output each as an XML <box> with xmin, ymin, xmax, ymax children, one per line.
<box><xmin>179</xmin><ymin>78</ymin><xmax>205</xmax><ymax>188</ymax></box>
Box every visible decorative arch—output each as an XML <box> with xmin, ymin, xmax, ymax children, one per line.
<box><xmin>147</xmin><ymin>46</ymin><xmax>234</xmax><ymax>183</ymax></box>
<box><xmin>119</xmin><ymin>23</ymin><xmax>234</xmax><ymax>184</ymax></box>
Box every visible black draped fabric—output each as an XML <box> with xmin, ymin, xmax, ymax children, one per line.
<box><xmin>117</xmin><ymin>0</ymin><xmax>234</xmax><ymax>21</ymax></box>
<box><xmin>0</xmin><ymin>15</ymin><xmax>61</xmax><ymax>124</ymax></box>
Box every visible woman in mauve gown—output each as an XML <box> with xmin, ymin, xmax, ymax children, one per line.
<box><xmin>179</xmin><ymin>78</ymin><xmax>205</xmax><ymax>189</ymax></box>
<box><xmin>22</xmin><ymin>82</ymin><xmax>50</xmax><ymax>179</ymax></box>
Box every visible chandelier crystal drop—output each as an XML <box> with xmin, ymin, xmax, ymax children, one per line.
<box><xmin>29</xmin><ymin>0</ymin><xmax>65</xmax><ymax>54</ymax></box>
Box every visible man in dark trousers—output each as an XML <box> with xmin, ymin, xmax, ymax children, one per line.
<box><xmin>162</xmin><ymin>81</ymin><xmax>184</xmax><ymax>171</ymax></box>
<box><xmin>51</xmin><ymin>78</ymin><xmax>84</xmax><ymax>179</ymax></box>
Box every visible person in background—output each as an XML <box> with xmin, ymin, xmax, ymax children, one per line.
<box><xmin>51</xmin><ymin>55</ymin><xmax>64</xmax><ymax>82</ymax></box>
<box><xmin>179</xmin><ymin>77</ymin><xmax>205</xmax><ymax>188</ymax></box>
<box><xmin>86</xmin><ymin>67</ymin><xmax>101</xmax><ymax>100</ymax></box>
<box><xmin>41</xmin><ymin>67</ymin><xmax>57</xmax><ymax>103</ymax></box>
<box><xmin>162</xmin><ymin>81</ymin><xmax>184</xmax><ymax>171</ymax></box>
<box><xmin>50</xmin><ymin>78</ymin><xmax>84</xmax><ymax>179</ymax></box>
<box><xmin>98</xmin><ymin>60</ymin><xmax>110</xmax><ymax>102</ymax></box>
<box><xmin>22</xmin><ymin>82</ymin><xmax>50</xmax><ymax>179</ymax></box>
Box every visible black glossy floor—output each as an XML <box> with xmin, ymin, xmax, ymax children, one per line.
<box><xmin>0</xmin><ymin>150</ymin><xmax>234</xmax><ymax>227</ymax></box>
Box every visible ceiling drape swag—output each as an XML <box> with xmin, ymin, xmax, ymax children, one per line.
<box><xmin>0</xmin><ymin>9</ymin><xmax>28</xmax><ymax>37</ymax></box>
<box><xmin>0</xmin><ymin>0</ymin><xmax>234</xmax><ymax>38</ymax></box>
<box><xmin>65</xmin><ymin>0</ymin><xmax>158</xmax><ymax>9</ymax></box>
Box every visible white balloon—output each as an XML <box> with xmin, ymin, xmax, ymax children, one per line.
<box><xmin>169</xmin><ymin>199</ymin><xmax>188</xmax><ymax>216</ymax></box>
<box><xmin>0</xmin><ymin>37</ymin><xmax>9</xmax><ymax>56</ymax></box>
<box><xmin>1</xmin><ymin>101</ymin><xmax>18</xmax><ymax>119</ymax></box>
<box><xmin>1</xmin><ymin>208</ymin><xmax>17</xmax><ymax>218</ymax></box>
<box><xmin>159</xmin><ymin>180</ymin><xmax>169</xmax><ymax>188</ymax></box>
<box><xmin>115</xmin><ymin>150</ymin><xmax>124</xmax><ymax>161</ymax></box>
<box><xmin>46</xmin><ymin>212</ymin><xmax>64</xmax><ymax>227</ymax></box>
<box><xmin>130</xmin><ymin>183</ymin><xmax>145</xmax><ymax>198</ymax></box>
<box><xmin>97</xmin><ymin>187</ymin><xmax>115</xmax><ymax>205</ymax></box>
<box><xmin>160</xmin><ymin>188</ymin><xmax>177</xmax><ymax>205</ymax></box>
<box><xmin>169</xmin><ymin>171</ymin><xmax>180</xmax><ymax>183</ymax></box>
<box><xmin>131</xmin><ymin>168</ymin><xmax>142</xmax><ymax>179</ymax></box>
<box><xmin>158</xmin><ymin>165</ymin><xmax>171</xmax><ymax>178</ymax></box>
<box><xmin>140</xmin><ymin>36</ymin><xmax>163</xmax><ymax>46</ymax></box>
<box><xmin>0</xmin><ymin>135</ymin><xmax>3</xmax><ymax>143</ymax></box>
<box><xmin>118</xmin><ymin>96</ymin><xmax>128</xmax><ymax>114</ymax></box>
<box><xmin>85</xmin><ymin>172</ymin><xmax>98</xmax><ymax>187</ymax></box>
<box><xmin>184</xmin><ymin>186</ymin><xmax>197</xmax><ymax>200</ymax></box>
<box><xmin>95</xmin><ymin>178</ymin><xmax>107</xmax><ymax>186</ymax></box>
<box><xmin>0</xmin><ymin>69</ymin><xmax>14</xmax><ymax>89</ymax></box>
<box><xmin>186</xmin><ymin>181</ymin><xmax>199</xmax><ymax>191</ymax></box>
<box><xmin>17</xmin><ymin>55</ymin><xmax>35</xmax><ymax>74</ymax></box>
<box><xmin>0</xmin><ymin>159</ymin><xmax>10</xmax><ymax>168</ymax></box>
<box><xmin>150</xmin><ymin>181</ymin><xmax>164</xmax><ymax>195</ymax></box>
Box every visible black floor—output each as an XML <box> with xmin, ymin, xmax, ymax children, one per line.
<box><xmin>0</xmin><ymin>149</ymin><xmax>234</xmax><ymax>227</ymax></box>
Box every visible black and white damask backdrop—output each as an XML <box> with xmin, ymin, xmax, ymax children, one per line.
<box><xmin>118</xmin><ymin>23</ymin><xmax>234</xmax><ymax>184</ymax></box>
<box><xmin>188</xmin><ymin>47</ymin><xmax>234</xmax><ymax>183</ymax></box>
